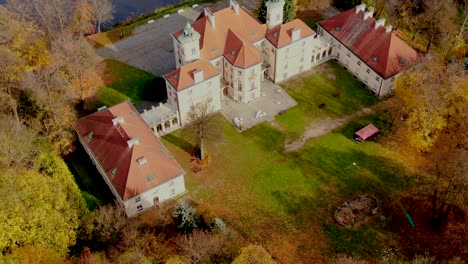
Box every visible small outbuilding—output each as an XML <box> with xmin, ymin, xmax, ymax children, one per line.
<box><xmin>355</xmin><ymin>124</ymin><xmax>380</xmax><ymax>141</ymax></box>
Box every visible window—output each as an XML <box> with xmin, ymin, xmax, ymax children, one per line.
<box><xmin>170</xmin><ymin>189</ymin><xmax>175</xmax><ymax>196</ymax></box>
<box><xmin>284</xmin><ymin>63</ymin><xmax>288</xmax><ymax>69</ymax></box>
<box><xmin>391</xmin><ymin>77</ymin><xmax>396</xmax><ymax>82</ymax></box>
<box><xmin>283</xmin><ymin>73</ymin><xmax>288</xmax><ymax>79</ymax></box>
<box><xmin>347</xmin><ymin>52</ymin><xmax>350</xmax><ymax>57</ymax></box>
<box><xmin>302</xmin><ymin>41</ymin><xmax>305</xmax><ymax>46</ymax></box>
<box><xmin>187</xmin><ymin>90</ymin><xmax>192</xmax><ymax>95</ymax></box>
<box><xmin>286</xmin><ymin>48</ymin><xmax>289</xmax><ymax>53</ymax></box>
<box><xmin>366</xmin><ymin>68</ymin><xmax>370</xmax><ymax>74</ymax></box>
<box><xmin>338</xmin><ymin>44</ymin><xmax>341</xmax><ymax>49</ymax></box>
<box><xmin>250</xmin><ymin>81</ymin><xmax>255</xmax><ymax>90</ymax></box>
<box><xmin>237</xmin><ymin>83</ymin><xmax>242</xmax><ymax>91</ymax></box>
<box><xmin>300</xmin><ymin>56</ymin><xmax>304</xmax><ymax>62</ymax></box>
<box><xmin>191</xmin><ymin>48</ymin><xmax>196</xmax><ymax>55</ymax></box>
<box><xmin>237</xmin><ymin>70</ymin><xmax>242</xmax><ymax>75</ymax></box>
<box><xmin>135</xmin><ymin>197</ymin><xmax>141</xmax><ymax>203</ymax></box>
<box><xmin>169</xmin><ymin>181</ymin><xmax>174</xmax><ymax>186</ymax></box>
<box><xmin>337</xmin><ymin>52</ymin><xmax>340</xmax><ymax>58</ymax></box>
<box><xmin>375</xmin><ymin>76</ymin><xmax>380</xmax><ymax>82</ymax></box>
<box><xmin>208</xmin><ymin>81</ymin><xmax>212</xmax><ymax>86</ymax></box>
<box><xmin>357</xmin><ymin>61</ymin><xmax>361</xmax><ymax>66</ymax></box>
<box><xmin>299</xmin><ymin>65</ymin><xmax>303</xmax><ymax>72</ymax></box>
<box><xmin>137</xmin><ymin>205</ymin><xmax>143</xmax><ymax>211</ymax></box>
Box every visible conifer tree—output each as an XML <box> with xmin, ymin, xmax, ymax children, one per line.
<box><xmin>283</xmin><ymin>0</ymin><xmax>296</xmax><ymax>22</ymax></box>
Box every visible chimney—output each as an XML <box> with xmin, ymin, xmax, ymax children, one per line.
<box><xmin>98</xmin><ymin>106</ymin><xmax>107</xmax><ymax>111</ymax></box>
<box><xmin>385</xmin><ymin>25</ymin><xmax>393</xmax><ymax>33</ymax></box>
<box><xmin>204</xmin><ymin>8</ymin><xmax>215</xmax><ymax>28</ymax></box>
<box><xmin>127</xmin><ymin>138</ymin><xmax>139</xmax><ymax>148</ymax></box>
<box><xmin>230</xmin><ymin>0</ymin><xmax>239</xmax><ymax>15</ymax></box>
<box><xmin>137</xmin><ymin>156</ymin><xmax>148</xmax><ymax>165</ymax></box>
<box><xmin>193</xmin><ymin>69</ymin><xmax>204</xmax><ymax>83</ymax></box>
<box><xmin>355</xmin><ymin>3</ymin><xmax>366</xmax><ymax>14</ymax></box>
<box><xmin>112</xmin><ymin>116</ymin><xmax>124</xmax><ymax>125</ymax></box>
<box><xmin>363</xmin><ymin>7</ymin><xmax>374</xmax><ymax>20</ymax></box>
<box><xmin>375</xmin><ymin>18</ymin><xmax>385</xmax><ymax>29</ymax></box>
<box><xmin>291</xmin><ymin>28</ymin><xmax>301</xmax><ymax>41</ymax></box>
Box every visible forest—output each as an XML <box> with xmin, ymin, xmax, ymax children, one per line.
<box><xmin>0</xmin><ymin>0</ymin><xmax>467</xmax><ymax>263</ymax></box>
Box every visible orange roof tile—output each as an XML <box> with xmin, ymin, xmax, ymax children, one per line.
<box><xmin>319</xmin><ymin>8</ymin><xmax>421</xmax><ymax>78</ymax></box>
<box><xmin>173</xmin><ymin>5</ymin><xmax>267</xmax><ymax>66</ymax></box>
<box><xmin>223</xmin><ymin>30</ymin><xmax>261</xmax><ymax>68</ymax></box>
<box><xmin>266</xmin><ymin>19</ymin><xmax>315</xmax><ymax>48</ymax></box>
<box><xmin>164</xmin><ymin>59</ymin><xmax>220</xmax><ymax>91</ymax></box>
<box><xmin>74</xmin><ymin>101</ymin><xmax>184</xmax><ymax>200</ymax></box>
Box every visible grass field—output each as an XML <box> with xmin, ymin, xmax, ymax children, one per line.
<box><xmin>160</xmin><ymin>64</ymin><xmax>414</xmax><ymax>262</ymax></box>
<box><xmin>86</xmin><ymin>59</ymin><xmax>166</xmax><ymax>111</ymax></box>
<box><xmin>277</xmin><ymin>61</ymin><xmax>379</xmax><ymax>139</ymax></box>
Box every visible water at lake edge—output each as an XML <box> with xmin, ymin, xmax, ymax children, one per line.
<box><xmin>0</xmin><ymin>0</ymin><xmax>185</xmax><ymax>24</ymax></box>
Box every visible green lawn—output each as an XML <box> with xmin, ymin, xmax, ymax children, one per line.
<box><xmin>276</xmin><ymin>61</ymin><xmax>379</xmax><ymax>139</ymax></box>
<box><xmin>162</xmin><ymin>111</ymin><xmax>415</xmax><ymax>262</ymax></box>
<box><xmin>87</xmin><ymin>59</ymin><xmax>166</xmax><ymax>111</ymax></box>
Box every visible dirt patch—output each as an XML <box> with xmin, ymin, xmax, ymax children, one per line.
<box><xmin>284</xmin><ymin>107</ymin><xmax>375</xmax><ymax>152</ymax></box>
<box><xmin>388</xmin><ymin>196</ymin><xmax>467</xmax><ymax>260</ymax></box>
<box><xmin>327</xmin><ymin>73</ymin><xmax>337</xmax><ymax>80</ymax></box>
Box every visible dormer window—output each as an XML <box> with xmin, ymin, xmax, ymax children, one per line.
<box><xmin>371</xmin><ymin>56</ymin><xmax>378</xmax><ymax>62</ymax></box>
<box><xmin>400</xmin><ymin>58</ymin><xmax>407</xmax><ymax>65</ymax></box>
<box><xmin>335</xmin><ymin>26</ymin><xmax>341</xmax><ymax>32</ymax></box>
<box><xmin>174</xmin><ymin>74</ymin><xmax>179</xmax><ymax>79</ymax></box>
<box><xmin>111</xmin><ymin>167</ymin><xmax>117</xmax><ymax>176</ymax></box>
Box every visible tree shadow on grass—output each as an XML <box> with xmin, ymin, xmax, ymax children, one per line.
<box><xmin>163</xmin><ymin>133</ymin><xmax>194</xmax><ymax>156</ymax></box>
<box><xmin>140</xmin><ymin>76</ymin><xmax>167</xmax><ymax>102</ymax></box>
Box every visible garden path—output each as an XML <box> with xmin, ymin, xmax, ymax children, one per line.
<box><xmin>284</xmin><ymin>105</ymin><xmax>377</xmax><ymax>152</ymax></box>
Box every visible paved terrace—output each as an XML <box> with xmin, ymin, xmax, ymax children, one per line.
<box><xmin>221</xmin><ymin>79</ymin><xmax>297</xmax><ymax>131</ymax></box>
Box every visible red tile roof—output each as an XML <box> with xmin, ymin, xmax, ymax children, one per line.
<box><xmin>266</xmin><ymin>19</ymin><xmax>315</xmax><ymax>48</ymax></box>
<box><xmin>164</xmin><ymin>59</ymin><xmax>220</xmax><ymax>91</ymax></box>
<box><xmin>223</xmin><ymin>30</ymin><xmax>261</xmax><ymax>68</ymax></box>
<box><xmin>74</xmin><ymin>101</ymin><xmax>184</xmax><ymax>200</ymax></box>
<box><xmin>319</xmin><ymin>7</ymin><xmax>421</xmax><ymax>78</ymax></box>
<box><xmin>173</xmin><ymin>5</ymin><xmax>266</xmax><ymax>67</ymax></box>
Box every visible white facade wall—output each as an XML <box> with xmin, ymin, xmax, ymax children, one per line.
<box><xmin>172</xmin><ymin>35</ymin><xmax>201</xmax><ymax>68</ymax></box>
<box><xmin>223</xmin><ymin>58</ymin><xmax>262</xmax><ymax>103</ymax></box>
<box><xmin>166</xmin><ymin>74</ymin><xmax>222</xmax><ymax>126</ymax></box>
<box><xmin>271</xmin><ymin>35</ymin><xmax>314</xmax><ymax>82</ymax></box>
<box><xmin>124</xmin><ymin>174</ymin><xmax>186</xmax><ymax>217</ymax></box>
<box><xmin>317</xmin><ymin>25</ymin><xmax>395</xmax><ymax>96</ymax></box>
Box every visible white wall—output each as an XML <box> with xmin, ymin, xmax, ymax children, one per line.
<box><xmin>222</xmin><ymin>58</ymin><xmax>262</xmax><ymax>103</ymax></box>
<box><xmin>124</xmin><ymin>174</ymin><xmax>186</xmax><ymax>217</ymax></box>
<box><xmin>272</xmin><ymin>35</ymin><xmax>316</xmax><ymax>82</ymax></box>
<box><xmin>166</xmin><ymin>74</ymin><xmax>222</xmax><ymax>126</ymax></box>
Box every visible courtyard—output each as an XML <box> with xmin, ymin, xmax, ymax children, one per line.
<box><xmin>221</xmin><ymin>79</ymin><xmax>297</xmax><ymax>131</ymax></box>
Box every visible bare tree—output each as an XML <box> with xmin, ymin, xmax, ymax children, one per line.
<box><xmin>89</xmin><ymin>0</ymin><xmax>115</xmax><ymax>33</ymax></box>
<box><xmin>184</xmin><ymin>102</ymin><xmax>222</xmax><ymax>161</ymax></box>
<box><xmin>0</xmin><ymin>114</ymin><xmax>43</xmax><ymax>168</ymax></box>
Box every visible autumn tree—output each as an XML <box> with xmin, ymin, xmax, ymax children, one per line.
<box><xmin>232</xmin><ymin>245</ymin><xmax>275</xmax><ymax>264</ymax></box>
<box><xmin>0</xmin><ymin>152</ymin><xmax>87</xmax><ymax>255</ymax></box>
<box><xmin>184</xmin><ymin>103</ymin><xmax>222</xmax><ymax>161</ymax></box>
<box><xmin>51</xmin><ymin>34</ymin><xmax>103</xmax><ymax>102</ymax></box>
<box><xmin>393</xmin><ymin>57</ymin><xmax>466</xmax><ymax>151</ymax></box>
<box><xmin>69</xmin><ymin>0</ymin><xmax>95</xmax><ymax>36</ymax></box>
<box><xmin>21</xmin><ymin>62</ymin><xmax>79</xmax><ymax>155</ymax></box>
<box><xmin>296</xmin><ymin>0</ymin><xmax>330</xmax><ymax>11</ymax></box>
<box><xmin>0</xmin><ymin>5</ymin><xmax>48</xmax><ymax>125</ymax></box>
<box><xmin>89</xmin><ymin>0</ymin><xmax>115</xmax><ymax>33</ymax></box>
<box><xmin>0</xmin><ymin>114</ymin><xmax>45</xmax><ymax>168</ymax></box>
